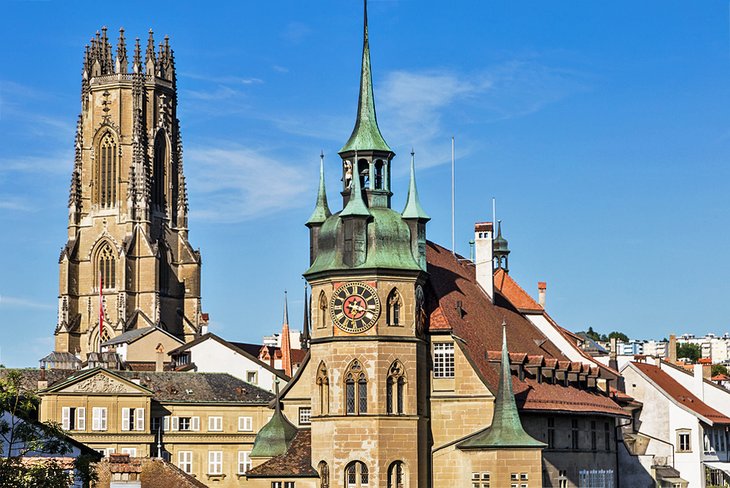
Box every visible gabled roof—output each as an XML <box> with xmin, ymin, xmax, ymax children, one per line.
<box><xmin>493</xmin><ymin>268</ymin><xmax>543</xmax><ymax>313</ymax></box>
<box><xmin>40</xmin><ymin>367</ymin><xmax>153</xmax><ymax>396</ymax></box>
<box><xmin>425</xmin><ymin>241</ymin><xmax>626</xmax><ymax>417</ymax></box>
<box><xmin>101</xmin><ymin>326</ymin><xmax>183</xmax><ymax>347</ymax></box>
<box><xmin>168</xmin><ymin>333</ymin><xmax>288</xmax><ymax>381</ymax></box>
<box><xmin>630</xmin><ymin>361</ymin><xmax>730</xmax><ymax>425</ymax></box>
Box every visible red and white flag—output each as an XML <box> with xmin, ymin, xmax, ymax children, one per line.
<box><xmin>99</xmin><ymin>271</ymin><xmax>104</xmax><ymax>352</ymax></box>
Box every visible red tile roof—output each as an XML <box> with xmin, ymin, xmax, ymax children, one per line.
<box><xmin>632</xmin><ymin>362</ymin><xmax>730</xmax><ymax>425</ymax></box>
<box><xmin>426</xmin><ymin>241</ymin><xmax>626</xmax><ymax>417</ymax></box>
<box><xmin>493</xmin><ymin>268</ymin><xmax>543</xmax><ymax>313</ymax></box>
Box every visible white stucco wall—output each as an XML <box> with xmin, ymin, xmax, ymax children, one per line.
<box><xmin>187</xmin><ymin>339</ymin><xmax>286</xmax><ymax>392</ymax></box>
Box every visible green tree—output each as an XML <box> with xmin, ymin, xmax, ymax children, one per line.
<box><xmin>711</xmin><ymin>364</ymin><xmax>729</xmax><ymax>377</ymax></box>
<box><xmin>676</xmin><ymin>343</ymin><xmax>702</xmax><ymax>363</ymax></box>
<box><xmin>0</xmin><ymin>371</ymin><xmax>96</xmax><ymax>487</ymax></box>
<box><xmin>585</xmin><ymin>326</ymin><xmax>601</xmax><ymax>341</ymax></box>
<box><xmin>607</xmin><ymin>331</ymin><xmax>630</xmax><ymax>342</ymax></box>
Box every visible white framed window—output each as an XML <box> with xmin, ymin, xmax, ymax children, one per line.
<box><xmin>558</xmin><ymin>470</ymin><xmax>568</xmax><ymax>488</ymax></box>
<box><xmin>433</xmin><ymin>343</ymin><xmax>455</xmax><ymax>378</ymax></box>
<box><xmin>173</xmin><ymin>416</ymin><xmax>200</xmax><ymax>432</ymax></box>
<box><xmin>238</xmin><ymin>451</ymin><xmax>252</xmax><ymax>474</ymax></box>
<box><xmin>121</xmin><ymin>447</ymin><xmax>137</xmax><ymax>457</ymax></box>
<box><xmin>299</xmin><ymin>407</ymin><xmax>311</xmax><ymax>425</ymax></box>
<box><xmin>208</xmin><ymin>416</ymin><xmax>223</xmax><ymax>432</ymax></box>
<box><xmin>247</xmin><ymin>371</ymin><xmax>258</xmax><ymax>385</ymax></box>
<box><xmin>578</xmin><ymin>469</ymin><xmax>614</xmax><ymax>488</ymax></box>
<box><xmin>677</xmin><ymin>430</ymin><xmax>692</xmax><ymax>452</ymax></box>
<box><xmin>62</xmin><ymin>407</ymin><xmax>86</xmax><ymax>431</ymax></box>
<box><xmin>208</xmin><ymin>451</ymin><xmax>223</xmax><ymax>475</ymax></box>
<box><xmin>121</xmin><ymin>408</ymin><xmax>145</xmax><ymax>431</ymax></box>
<box><xmin>238</xmin><ymin>416</ymin><xmax>253</xmax><ymax>432</ymax></box>
<box><xmin>92</xmin><ymin>407</ymin><xmax>107</xmax><ymax>431</ymax></box>
<box><xmin>471</xmin><ymin>472</ymin><xmax>490</xmax><ymax>488</ymax></box>
<box><xmin>178</xmin><ymin>451</ymin><xmax>193</xmax><ymax>474</ymax></box>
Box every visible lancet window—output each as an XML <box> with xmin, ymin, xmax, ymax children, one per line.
<box><xmin>97</xmin><ymin>131</ymin><xmax>117</xmax><ymax>208</ymax></box>
<box><xmin>318</xmin><ymin>461</ymin><xmax>329</xmax><ymax>488</ymax></box>
<box><xmin>318</xmin><ymin>291</ymin><xmax>328</xmax><ymax>329</ymax></box>
<box><xmin>152</xmin><ymin>132</ymin><xmax>167</xmax><ymax>208</ymax></box>
<box><xmin>387</xmin><ymin>462</ymin><xmax>405</xmax><ymax>488</ymax></box>
<box><xmin>387</xmin><ymin>288</ymin><xmax>402</xmax><ymax>326</ymax></box>
<box><xmin>344</xmin><ymin>359</ymin><xmax>367</xmax><ymax>415</ymax></box>
<box><xmin>98</xmin><ymin>242</ymin><xmax>116</xmax><ymax>290</ymax></box>
<box><xmin>316</xmin><ymin>362</ymin><xmax>330</xmax><ymax>415</ymax></box>
<box><xmin>386</xmin><ymin>361</ymin><xmax>406</xmax><ymax>415</ymax></box>
<box><xmin>345</xmin><ymin>461</ymin><xmax>369</xmax><ymax>488</ymax></box>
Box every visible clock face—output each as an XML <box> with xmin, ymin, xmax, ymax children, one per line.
<box><xmin>330</xmin><ymin>282</ymin><xmax>381</xmax><ymax>333</ymax></box>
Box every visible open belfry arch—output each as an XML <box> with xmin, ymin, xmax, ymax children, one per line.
<box><xmin>54</xmin><ymin>27</ymin><xmax>203</xmax><ymax>360</ymax></box>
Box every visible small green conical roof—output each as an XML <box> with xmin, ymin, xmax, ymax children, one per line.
<box><xmin>402</xmin><ymin>149</ymin><xmax>430</xmax><ymax>221</ymax></box>
<box><xmin>493</xmin><ymin>220</ymin><xmax>509</xmax><ymax>253</ymax></box>
<box><xmin>340</xmin><ymin>155</ymin><xmax>371</xmax><ymax>218</ymax></box>
<box><xmin>339</xmin><ymin>0</ymin><xmax>392</xmax><ymax>154</ymax></box>
<box><xmin>306</xmin><ymin>152</ymin><xmax>332</xmax><ymax>227</ymax></box>
<box><xmin>459</xmin><ymin>321</ymin><xmax>545</xmax><ymax>449</ymax></box>
<box><xmin>250</xmin><ymin>379</ymin><xmax>298</xmax><ymax>458</ymax></box>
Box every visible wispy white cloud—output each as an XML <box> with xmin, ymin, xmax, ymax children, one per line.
<box><xmin>0</xmin><ymin>197</ymin><xmax>36</xmax><ymax>212</ymax></box>
<box><xmin>0</xmin><ymin>152</ymin><xmax>72</xmax><ymax>174</ymax></box>
<box><xmin>180</xmin><ymin>73</ymin><xmax>263</xmax><ymax>86</ymax></box>
<box><xmin>282</xmin><ymin>22</ymin><xmax>312</xmax><ymax>44</ymax></box>
<box><xmin>186</xmin><ymin>145</ymin><xmax>310</xmax><ymax>223</ymax></box>
<box><xmin>0</xmin><ymin>295</ymin><xmax>54</xmax><ymax>310</ymax></box>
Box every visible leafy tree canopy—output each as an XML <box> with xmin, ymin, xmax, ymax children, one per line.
<box><xmin>676</xmin><ymin>343</ymin><xmax>702</xmax><ymax>363</ymax></box>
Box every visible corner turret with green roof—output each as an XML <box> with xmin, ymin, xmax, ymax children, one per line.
<box><xmin>250</xmin><ymin>379</ymin><xmax>298</xmax><ymax>459</ymax></box>
<box><xmin>459</xmin><ymin>321</ymin><xmax>545</xmax><ymax>449</ymax></box>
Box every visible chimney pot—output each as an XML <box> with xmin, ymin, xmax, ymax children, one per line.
<box><xmin>473</xmin><ymin>221</ymin><xmax>494</xmax><ymax>302</ymax></box>
<box><xmin>668</xmin><ymin>334</ymin><xmax>677</xmax><ymax>364</ymax></box>
<box><xmin>538</xmin><ymin>281</ymin><xmax>547</xmax><ymax>307</ymax></box>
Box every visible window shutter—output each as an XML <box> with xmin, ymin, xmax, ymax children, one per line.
<box><xmin>61</xmin><ymin>407</ymin><xmax>70</xmax><ymax>430</ymax></box>
<box><xmin>100</xmin><ymin>408</ymin><xmax>107</xmax><ymax>430</ymax></box>
<box><xmin>208</xmin><ymin>416</ymin><xmax>215</xmax><ymax>431</ymax></box>
<box><xmin>121</xmin><ymin>408</ymin><xmax>130</xmax><ymax>431</ymax></box>
<box><xmin>191</xmin><ymin>416</ymin><xmax>200</xmax><ymax>431</ymax></box>
<box><xmin>171</xmin><ymin>416</ymin><xmax>179</xmax><ymax>431</ymax></box>
<box><xmin>92</xmin><ymin>408</ymin><xmax>100</xmax><ymax>431</ymax></box>
<box><xmin>77</xmin><ymin>407</ymin><xmax>86</xmax><ymax>431</ymax></box>
<box><xmin>135</xmin><ymin>408</ymin><xmax>144</xmax><ymax>431</ymax></box>
<box><xmin>163</xmin><ymin>416</ymin><xmax>170</xmax><ymax>431</ymax></box>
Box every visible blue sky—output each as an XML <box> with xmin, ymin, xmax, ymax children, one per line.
<box><xmin>1</xmin><ymin>1</ymin><xmax>730</xmax><ymax>367</ymax></box>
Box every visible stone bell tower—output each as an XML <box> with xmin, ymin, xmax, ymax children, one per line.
<box><xmin>303</xmin><ymin>2</ymin><xmax>431</xmax><ymax>486</ymax></box>
<box><xmin>54</xmin><ymin>27</ymin><xmax>203</xmax><ymax>360</ymax></box>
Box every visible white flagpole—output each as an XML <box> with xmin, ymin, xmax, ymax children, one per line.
<box><xmin>451</xmin><ymin>136</ymin><xmax>455</xmax><ymax>255</ymax></box>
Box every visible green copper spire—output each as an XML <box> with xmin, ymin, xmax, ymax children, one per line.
<box><xmin>402</xmin><ymin>149</ymin><xmax>430</xmax><ymax>221</ymax></box>
<box><xmin>340</xmin><ymin>153</ymin><xmax>371</xmax><ymax>217</ymax></box>
<box><xmin>306</xmin><ymin>151</ymin><xmax>332</xmax><ymax>226</ymax></box>
<box><xmin>459</xmin><ymin>321</ymin><xmax>544</xmax><ymax>449</ymax></box>
<box><xmin>339</xmin><ymin>0</ymin><xmax>392</xmax><ymax>154</ymax></box>
<box><xmin>250</xmin><ymin>378</ymin><xmax>298</xmax><ymax>458</ymax></box>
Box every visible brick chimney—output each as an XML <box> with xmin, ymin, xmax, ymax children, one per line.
<box><xmin>474</xmin><ymin>222</ymin><xmax>494</xmax><ymax>302</ymax></box>
<box><xmin>668</xmin><ymin>334</ymin><xmax>677</xmax><ymax>363</ymax></box>
<box><xmin>155</xmin><ymin>343</ymin><xmax>165</xmax><ymax>372</ymax></box>
<box><xmin>609</xmin><ymin>337</ymin><xmax>618</xmax><ymax>371</ymax></box>
<box><xmin>37</xmin><ymin>365</ymin><xmax>48</xmax><ymax>390</ymax></box>
<box><xmin>538</xmin><ymin>282</ymin><xmax>547</xmax><ymax>307</ymax></box>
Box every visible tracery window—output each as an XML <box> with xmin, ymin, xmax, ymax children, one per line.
<box><xmin>152</xmin><ymin>132</ymin><xmax>167</xmax><ymax>208</ymax></box>
<box><xmin>387</xmin><ymin>288</ymin><xmax>402</xmax><ymax>326</ymax></box>
<box><xmin>316</xmin><ymin>361</ymin><xmax>330</xmax><ymax>415</ymax></box>
<box><xmin>388</xmin><ymin>462</ymin><xmax>405</xmax><ymax>488</ymax></box>
<box><xmin>345</xmin><ymin>461</ymin><xmax>369</xmax><ymax>488</ymax></box>
<box><xmin>318</xmin><ymin>461</ymin><xmax>329</xmax><ymax>488</ymax></box>
<box><xmin>98</xmin><ymin>242</ymin><xmax>116</xmax><ymax>290</ymax></box>
<box><xmin>344</xmin><ymin>359</ymin><xmax>367</xmax><ymax>415</ymax></box>
<box><xmin>97</xmin><ymin>131</ymin><xmax>117</xmax><ymax>208</ymax></box>
<box><xmin>386</xmin><ymin>361</ymin><xmax>406</xmax><ymax>415</ymax></box>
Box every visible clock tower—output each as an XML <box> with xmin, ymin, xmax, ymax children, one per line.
<box><xmin>304</xmin><ymin>2</ymin><xmax>431</xmax><ymax>486</ymax></box>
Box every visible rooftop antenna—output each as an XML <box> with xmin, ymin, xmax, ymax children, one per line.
<box><xmin>451</xmin><ymin>136</ymin><xmax>455</xmax><ymax>255</ymax></box>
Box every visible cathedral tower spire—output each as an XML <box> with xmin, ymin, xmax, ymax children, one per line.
<box><xmin>280</xmin><ymin>291</ymin><xmax>293</xmax><ymax>377</ymax></box>
<box><xmin>53</xmin><ymin>28</ymin><xmax>203</xmax><ymax>361</ymax></box>
<box><xmin>305</xmin><ymin>151</ymin><xmax>331</xmax><ymax>265</ymax></box>
<box><xmin>493</xmin><ymin>220</ymin><xmax>510</xmax><ymax>272</ymax></box>
<box><xmin>402</xmin><ymin>149</ymin><xmax>430</xmax><ymax>270</ymax></box>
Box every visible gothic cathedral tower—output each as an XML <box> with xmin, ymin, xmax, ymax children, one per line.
<box><xmin>54</xmin><ymin>28</ymin><xmax>203</xmax><ymax>359</ymax></box>
<box><xmin>304</xmin><ymin>3</ymin><xmax>431</xmax><ymax>486</ymax></box>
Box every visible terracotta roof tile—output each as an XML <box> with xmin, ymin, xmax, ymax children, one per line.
<box><xmin>632</xmin><ymin>362</ymin><xmax>730</xmax><ymax>425</ymax></box>
<box><xmin>425</xmin><ymin>241</ymin><xmax>626</xmax><ymax>417</ymax></box>
<box><xmin>493</xmin><ymin>268</ymin><xmax>543</xmax><ymax>313</ymax></box>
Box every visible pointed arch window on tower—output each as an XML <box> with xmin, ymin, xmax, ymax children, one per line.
<box><xmin>98</xmin><ymin>243</ymin><xmax>116</xmax><ymax>290</ymax></box>
<box><xmin>387</xmin><ymin>289</ymin><xmax>402</xmax><ymax>326</ymax></box>
<box><xmin>386</xmin><ymin>361</ymin><xmax>406</xmax><ymax>415</ymax></box>
<box><xmin>97</xmin><ymin>131</ymin><xmax>117</xmax><ymax>208</ymax></box>
<box><xmin>318</xmin><ymin>461</ymin><xmax>329</xmax><ymax>488</ymax></box>
<box><xmin>374</xmin><ymin>160</ymin><xmax>384</xmax><ymax>190</ymax></box>
<box><xmin>387</xmin><ymin>461</ymin><xmax>405</xmax><ymax>488</ymax></box>
<box><xmin>153</xmin><ymin>132</ymin><xmax>167</xmax><ymax>209</ymax></box>
<box><xmin>318</xmin><ymin>291</ymin><xmax>328</xmax><ymax>329</ymax></box>
<box><xmin>316</xmin><ymin>362</ymin><xmax>330</xmax><ymax>415</ymax></box>
<box><xmin>345</xmin><ymin>461</ymin><xmax>369</xmax><ymax>488</ymax></box>
<box><xmin>344</xmin><ymin>359</ymin><xmax>367</xmax><ymax>415</ymax></box>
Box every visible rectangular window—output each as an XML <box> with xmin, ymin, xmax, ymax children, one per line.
<box><xmin>571</xmin><ymin>419</ymin><xmax>579</xmax><ymax>450</ymax></box>
<box><xmin>604</xmin><ymin>422</ymin><xmax>611</xmax><ymax>451</ymax></box>
<box><xmin>547</xmin><ymin>417</ymin><xmax>555</xmax><ymax>448</ymax></box>
<box><xmin>208</xmin><ymin>416</ymin><xmax>223</xmax><ymax>432</ymax></box>
<box><xmin>247</xmin><ymin>371</ymin><xmax>258</xmax><ymax>385</ymax></box>
<box><xmin>346</xmin><ymin>381</ymin><xmax>356</xmax><ymax>414</ymax></box>
<box><xmin>121</xmin><ymin>447</ymin><xmax>137</xmax><ymax>457</ymax></box>
<box><xmin>470</xmin><ymin>472</ymin><xmax>490</xmax><ymax>488</ymax></box>
<box><xmin>299</xmin><ymin>407</ymin><xmax>311</xmax><ymax>425</ymax></box>
<box><xmin>178</xmin><ymin>451</ymin><xmax>193</xmax><ymax>474</ymax></box>
<box><xmin>591</xmin><ymin>420</ymin><xmax>597</xmax><ymax>451</ymax></box>
<box><xmin>678</xmin><ymin>431</ymin><xmax>691</xmax><ymax>452</ymax></box>
<box><xmin>558</xmin><ymin>470</ymin><xmax>568</xmax><ymax>488</ymax></box>
<box><xmin>92</xmin><ymin>407</ymin><xmax>107</xmax><ymax>431</ymax></box>
<box><xmin>135</xmin><ymin>408</ymin><xmax>144</xmax><ymax>431</ymax></box>
<box><xmin>238</xmin><ymin>451</ymin><xmax>252</xmax><ymax>474</ymax></box>
<box><xmin>271</xmin><ymin>483</ymin><xmax>283</xmax><ymax>488</ymax></box>
<box><xmin>433</xmin><ymin>343</ymin><xmax>455</xmax><ymax>378</ymax></box>
<box><xmin>238</xmin><ymin>416</ymin><xmax>253</xmax><ymax>432</ymax></box>
<box><xmin>208</xmin><ymin>451</ymin><xmax>223</xmax><ymax>475</ymax></box>
<box><xmin>511</xmin><ymin>473</ymin><xmax>519</xmax><ymax>481</ymax></box>
<box><xmin>121</xmin><ymin>408</ymin><xmax>145</xmax><ymax>431</ymax></box>
<box><xmin>284</xmin><ymin>483</ymin><xmax>295</xmax><ymax>488</ymax></box>
<box><xmin>177</xmin><ymin>416</ymin><xmax>198</xmax><ymax>431</ymax></box>
<box><xmin>76</xmin><ymin>407</ymin><xmax>85</xmax><ymax>431</ymax></box>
